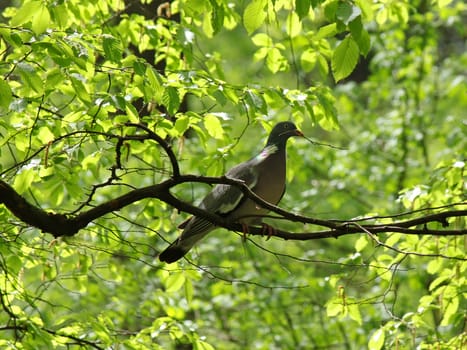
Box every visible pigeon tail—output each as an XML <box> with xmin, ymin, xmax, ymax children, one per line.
<box><xmin>158</xmin><ymin>244</ymin><xmax>188</xmax><ymax>263</ymax></box>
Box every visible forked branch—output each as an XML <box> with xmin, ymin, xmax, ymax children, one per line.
<box><xmin>0</xmin><ymin>177</ymin><xmax>465</xmax><ymax>241</ymax></box>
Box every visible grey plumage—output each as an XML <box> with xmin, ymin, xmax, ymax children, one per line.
<box><xmin>159</xmin><ymin>121</ymin><xmax>303</xmax><ymax>263</ymax></box>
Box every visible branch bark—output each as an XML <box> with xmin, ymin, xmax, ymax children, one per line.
<box><xmin>1</xmin><ymin>177</ymin><xmax>465</xmax><ymax>240</ymax></box>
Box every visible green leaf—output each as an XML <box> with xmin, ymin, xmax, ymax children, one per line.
<box><xmin>204</xmin><ymin>114</ymin><xmax>224</xmax><ymax>139</ymax></box>
<box><xmin>133</xmin><ymin>59</ymin><xmax>147</xmax><ymax>76</ymax></box>
<box><xmin>368</xmin><ymin>328</ymin><xmax>385</xmax><ymax>350</ymax></box>
<box><xmin>49</xmin><ymin>3</ymin><xmax>69</xmax><ymax>28</ymax></box>
<box><xmin>332</xmin><ymin>35</ymin><xmax>359</xmax><ymax>82</ymax></box>
<box><xmin>300</xmin><ymin>49</ymin><xmax>318</xmax><ymax>72</ymax></box>
<box><xmin>184</xmin><ymin>277</ymin><xmax>194</xmax><ymax>304</ymax></box>
<box><xmin>125</xmin><ymin>104</ymin><xmax>140</xmax><ymax>123</ymax></box>
<box><xmin>323</xmin><ymin>0</ymin><xmax>339</xmax><ymax>21</ymax></box>
<box><xmin>210</xmin><ymin>1</ymin><xmax>224</xmax><ymax>35</ymax></box>
<box><xmin>440</xmin><ymin>296</ymin><xmax>459</xmax><ymax>326</ymax></box>
<box><xmin>253</xmin><ymin>47</ymin><xmax>269</xmax><ymax>61</ymax></box>
<box><xmin>50</xmin><ymin>41</ymin><xmax>74</xmax><ymax>67</ymax></box>
<box><xmin>10</xmin><ymin>0</ymin><xmax>41</xmax><ymax>26</ymax></box>
<box><xmin>70</xmin><ymin>74</ymin><xmax>92</xmax><ymax>104</ymax></box>
<box><xmin>326</xmin><ymin>297</ymin><xmax>343</xmax><ymax>317</ymax></box>
<box><xmin>316</xmin><ymin>23</ymin><xmax>338</xmax><ymax>39</ymax></box>
<box><xmin>267</xmin><ymin>47</ymin><xmax>288</xmax><ymax>73</ymax></box>
<box><xmin>31</xmin><ymin>4</ymin><xmax>51</xmax><ymax>34</ymax></box>
<box><xmin>17</xmin><ymin>62</ymin><xmax>44</xmax><ymax>95</ymax></box>
<box><xmin>37</xmin><ymin>127</ymin><xmax>55</xmax><ymax>144</ymax></box>
<box><xmin>375</xmin><ymin>7</ymin><xmax>388</xmax><ymax>26</ymax></box>
<box><xmin>103</xmin><ymin>36</ymin><xmax>122</xmax><ymax>63</ymax></box>
<box><xmin>223</xmin><ymin>86</ymin><xmax>239</xmax><ymax>104</ymax></box>
<box><xmin>13</xmin><ymin>168</ymin><xmax>36</xmax><ymax>194</ymax></box>
<box><xmin>251</xmin><ymin>33</ymin><xmax>273</xmax><ymax>47</ymax></box>
<box><xmin>165</xmin><ymin>272</ymin><xmax>186</xmax><ymax>293</ymax></box>
<box><xmin>429</xmin><ymin>275</ymin><xmax>450</xmax><ymax>291</ymax></box>
<box><xmin>0</xmin><ymin>28</ymin><xmax>22</xmax><ymax>47</ymax></box>
<box><xmin>336</xmin><ymin>2</ymin><xmax>361</xmax><ymax>25</ymax></box>
<box><xmin>194</xmin><ymin>339</ymin><xmax>215</xmax><ymax>350</ymax></box>
<box><xmin>243</xmin><ymin>0</ymin><xmax>267</xmax><ymax>34</ymax></box>
<box><xmin>385</xmin><ymin>233</ymin><xmax>401</xmax><ymax>246</ymax></box>
<box><xmin>146</xmin><ymin>67</ymin><xmax>164</xmax><ymax>103</ymax></box>
<box><xmin>392</xmin><ymin>2</ymin><xmax>409</xmax><ymax>25</ymax></box>
<box><xmin>7</xmin><ymin>255</ymin><xmax>23</xmax><ymax>275</ymax></box>
<box><xmin>426</xmin><ymin>258</ymin><xmax>442</xmax><ymax>274</ymax></box>
<box><xmin>174</xmin><ymin>116</ymin><xmax>190</xmax><ymax>135</ymax></box>
<box><xmin>245</xmin><ymin>89</ymin><xmax>267</xmax><ymax>114</ymax></box>
<box><xmin>355</xmin><ymin>235</ymin><xmax>368</xmax><ymax>252</ymax></box>
<box><xmin>286</xmin><ymin>11</ymin><xmax>302</xmax><ymax>37</ymax></box>
<box><xmin>349</xmin><ymin>17</ymin><xmax>371</xmax><ymax>56</ymax></box>
<box><xmin>355</xmin><ymin>0</ymin><xmax>374</xmax><ymax>20</ymax></box>
<box><xmin>348</xmin><ymin>303</ymin><xmax>362</xmax><ymax>325</ymax></box>
<box><xmin>295</xmin><ymin>0</ymin><xmax>311</xmax><ymax>20</ymax></box>
<box><xmin>317</xmin><ymin>52</ymin><xmax>329</xmax><ymax>76</ymax></box>
<box><xmin>162</xmin><ymin>86</ymin><xmax>181</xmax><ymax>115</ymax></box>
<box><xmin>0</xmin><ymin>79</ymin><xmax>12</xmax><ymax>109</ymax></box>
<box><xmin>212</xmin><ymin>88</ymin><xmax>227</xmax><ymax>106</ymax></box>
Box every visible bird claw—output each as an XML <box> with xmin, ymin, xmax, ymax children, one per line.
<box><xmin>241</xmin><ymin>223</ymin><xmax>249</xmax><ymax>242</ymax></box>
<box><xmin>240</xmin><ymin>223</ymin><xmax>275</xmax><ymax>241</ymax></box>
<box><xmin>261</xmin><ymin>223</ymin><xmax>276</xmax><ymax>240</ymax></box>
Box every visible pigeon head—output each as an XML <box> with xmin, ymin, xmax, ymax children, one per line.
<box><xmin>266</xmin><ymin>121</ymin><xmax>303</xmax><ymax>148</ymax></box>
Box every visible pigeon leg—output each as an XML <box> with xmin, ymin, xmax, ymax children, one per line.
<box><xmin>241</xmin><ymin>223</ymin><xmax>249</xmax><ymax>242</ymax></box>
<box><xmin>261</xmin><ymin>223</ymin><xmax>276</xmax><ymax>240</ymax></box>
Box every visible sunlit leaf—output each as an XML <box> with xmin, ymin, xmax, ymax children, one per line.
<box><xmin>17</xmin><ymin>62</ymin><xmax>44</xmax><ymax>95</ymax></box>
<box><xmin>210</xmin><ymin>1</ymin><xmax>224</xmax><ymax>35</ymax></box>
<box><xmin>295</xmin><ymin>0</ymin><xmax>311</xmax><ymax>19</ymax></box>
<box><xmin>165</xmin><ymin>272</ymin><xmax>186</xmax><ymax>293</ymax></box>
<box><xmin>70</xmin><ymin>74</ymin><xmax>91</xmax><ymax>104</ymax></box>
<box><xmin>32</xmin><ymin>4</ymin><xmax>51</xmax><ymax>34</ymax></box>
<box><xmin>37</xmin><ymin>127</ymin><xmax>55</xmax><ymax>144</ymax></box>
<box><xmin>103</xmin><ymin>35</ymin><xmax>122</xmax><ymax>63</ymax></box>
<box><xmin>243</xmin><ymin>0</ymin><xmax>266</xmax><ymax>34</ymax></box>
<box><xmin>326</xmin><ymin>297</ymin><xmax>343</xmax><ymax>317</ymax></box>
<box><xmin>204</xmin><ymin>114</ymin><xmax>224</xmax><ymax>139</ymax></box>
<box><xmin>316</xmin><ymin>23</ymin><xmax>338</xmax><ymax>39</ymax></box>
<box><xmin>286</xmin><ymin>11</ymin><xmax>302</xmax><ymax>37</ymax></box>
<box><xmin>332</xmin><ymin>35</ymin><xmax>359</xmax><ymax>82</ymax></box>
<box><xmin>10</xmin><ymin>0</ymin><xmax>41</xmax><ymax>26</ymax></box>
<box><xmin>368</xmin><ymin>328</ymin><xmax>385</xmax><ymax>350</ymax></box>
<box><xmin>13</xmin><ymin>168</ymin><xmax>36</xmax><ymax>194</ymax></box>
<box><xmin>355</xmin><ymin>235</ymin><xmax>368</xmax><ymax>252</ymax></box>
<box><xmin>349</xmin><ymin>17</ymin><xmax>371</xmax><ymax>56</ymax></box>
<box><xmin>336</xmin><ymin>2</ymin><xmax>361</xmax><ymax>25</ymax></box>
<box><xmin>267</xmin><ymin>47</ymin><xmax>288</xmax><ymax>73</ymax></box>
<box><xmin>0</xmin><ymin>79</ymin><xmax>12</xmax><ymax>109</ymax></box>
<box><xmin>440</xmin><ymin>295</ymin><xmax>459</xmax><ymax>326</ymax></box>
<box><xmin>301</xmin><ymin>49</ymin><xmax>318</xmax><ymax>72</ymax></box>
<box><xmin>348</xmin><ymin>303</ymin><xmax>362</xmax><ymax>325</ymax></box>
<box><xmin>251</xmin><ymin>33</ymin><xmax>272</xmax><ymax>47</ymax></box>
<box><xmin>162</xmin><ymin>86</ymin><xmax>181</xmax><ymax>115</ymax></box>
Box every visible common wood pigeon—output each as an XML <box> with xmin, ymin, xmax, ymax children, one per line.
<box><xmin>159</xmin><ymin>121</ymin><xmax>303</xmax><ymax>263</ymax></box>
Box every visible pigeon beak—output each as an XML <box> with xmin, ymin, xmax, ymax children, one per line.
<box><xmin>295</xmin><ymin>129</ymin><xmax>304</xmax><ymax>137</ymax></box>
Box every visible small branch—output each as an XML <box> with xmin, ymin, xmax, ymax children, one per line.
<box><xmin>0</xmin><ymin>324</ymin><xmax>103</xmax><ymax>350</ymax></box>
<box><xmin>125</xmin><ymin>122</ymin><xmax>180</xmax><ymax>177</ymax></box>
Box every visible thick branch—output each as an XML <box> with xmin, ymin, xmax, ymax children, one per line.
<box><xmin>0</xmin><ymin>177</ymin><xmax>465</xmax><ymax>240</ymax></box>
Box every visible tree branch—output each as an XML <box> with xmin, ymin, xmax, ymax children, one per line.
<box><xmin>125</xmin><ymin>122</ymin><xmax>180</xmax><ymax>177</ymax></box>
<box><xmin>1</xmin><ymin>177</ymin><xmax>465</xmax><ymax>241</ymax></box>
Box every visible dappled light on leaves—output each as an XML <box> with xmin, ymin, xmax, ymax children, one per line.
<box><xmin>0</xmin><ymin>0</ymin><xmax>466</xmax><ymax>349</ymax></box>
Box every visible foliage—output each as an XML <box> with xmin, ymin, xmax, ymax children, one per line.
<box><xmin>0</xmin><ymin>0</ymin><xmax>466</xmax><ymax>349</ymax></box>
